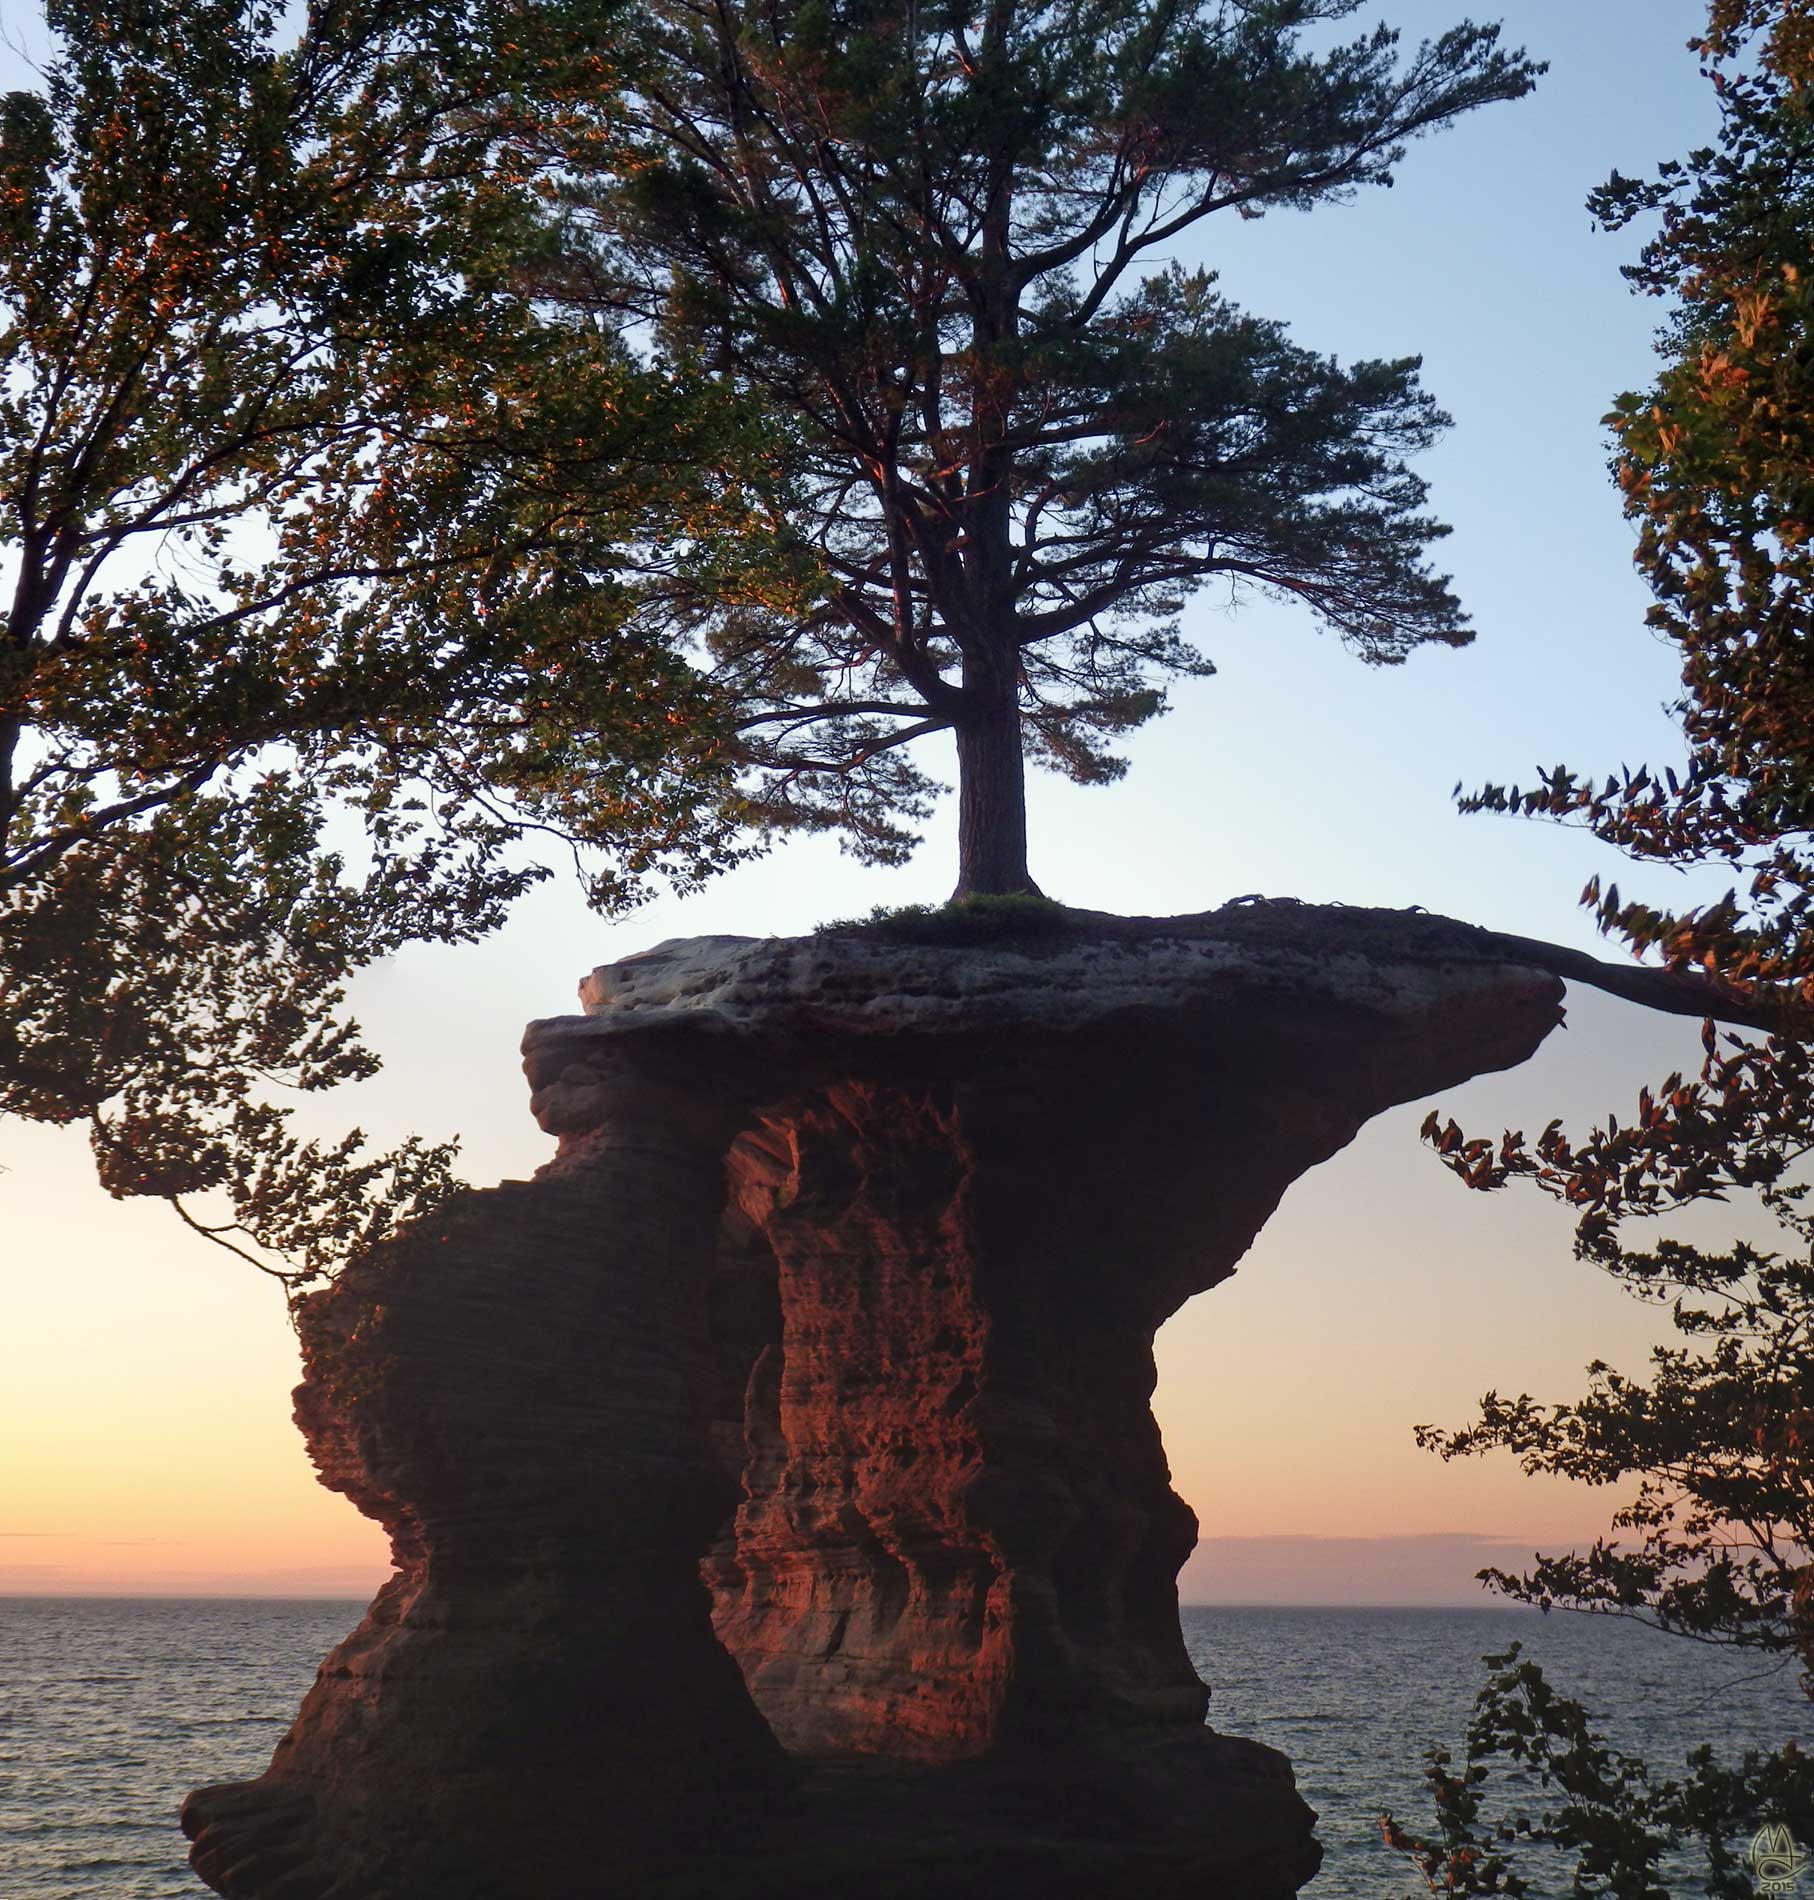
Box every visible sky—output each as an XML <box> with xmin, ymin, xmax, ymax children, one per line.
<box><xmin>0</xmin><ymin>0</ymin><xmax>1758</xmax><ymax>1607</ymax></box>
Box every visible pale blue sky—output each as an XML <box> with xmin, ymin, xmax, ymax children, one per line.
<box><xmin>2</xmin><ymin>0</ymin><xmax>1760</xmax><ymax>1604</ymax></box>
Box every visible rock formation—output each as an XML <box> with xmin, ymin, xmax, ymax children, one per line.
<box><xmin>183</xmin><ymin>903</ymin><xmax>1566</xmax><ymax>1899</ymax></box>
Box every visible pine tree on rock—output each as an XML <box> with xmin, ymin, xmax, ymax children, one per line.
<box><xmin>550</xmin><ymin>0</ymin><xmax>1542</xmax><ymax>894</ymax></box>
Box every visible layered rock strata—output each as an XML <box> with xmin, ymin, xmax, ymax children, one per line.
<box><xmin>183</xmin><ymin>903</ymin><xmax>1566</xmax><ymax>1899</ymax></box>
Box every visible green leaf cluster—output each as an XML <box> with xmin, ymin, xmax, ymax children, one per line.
<box><xmin>1412</xmin><ymin>5</ymin><xmax>1814</xmax><ymax>1885</ymax></box>
<box><xmin>1383</xmin><ymin>1645</ymin><xmax>1814</xmax><ymax>1897</ymax></box>
<box><xmin>0</xmin><ymin>0</ymin><xmax>766</xmax><ymax>1285</ymax></box>
<box><xmin>1430</xmin><ymin>0</ymin><xmax>1814</xmax><ymax>1679</ymax></box>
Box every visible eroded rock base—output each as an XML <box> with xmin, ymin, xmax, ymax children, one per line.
<box><xmin>186</xmin><ymin>1728</ymin><xmax>1316</xmax><ymax>1900</ymax></box>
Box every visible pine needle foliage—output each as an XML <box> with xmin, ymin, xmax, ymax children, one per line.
<box><xmin>537</xmin><ymin>0</ymin><xmax>1542</xmax><ymax>893</ymax></box>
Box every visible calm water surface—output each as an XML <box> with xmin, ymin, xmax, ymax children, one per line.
<box><xmin>1</xmin><ymin>1597</ymin><xmax>1807</xmax><ymax>1896</ymax></box>
<box><xmin>0</xmin><ymin>1598</ymin><xmax>356</xmax><ymax>1900</ymax></box>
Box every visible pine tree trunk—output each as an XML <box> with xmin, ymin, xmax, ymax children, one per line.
<box><xmin>952</xmin><ymin>690</ymin><xmax>1041</xmax><ymax>899</ymax></box>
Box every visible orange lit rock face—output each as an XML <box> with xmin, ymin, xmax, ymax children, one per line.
<box><xmin>708</xmin><ymin>1073</ymin><xmax>1215</xmax><ymax>1765</ymax></box>
<box><xmin>183</xmin><ymin>906</ymin><xmax>1566</xmax><ymax>1900</ymax></box>
<box><xmin>711</xmin><ymin>1090</ymin><xmax>1012</xmax><ymax>1760</ymax></box>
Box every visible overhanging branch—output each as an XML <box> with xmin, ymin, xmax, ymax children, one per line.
<box><xmin>1480</xmin><ymin>931</ymin><xmax>1807</xmax><ymax>1037</ymax></box>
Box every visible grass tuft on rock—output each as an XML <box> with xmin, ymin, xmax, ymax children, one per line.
<box><xmin>815</xmin><ymin>893</ymin><xmax>1072</xmax><ymax>945</ymax></box>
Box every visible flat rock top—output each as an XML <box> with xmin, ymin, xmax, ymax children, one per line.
<box><xmin>538</xmin><ymin>902</ymin><xmax>1563</xmax><ymax>1043</ymax></box>
<box><xmin>517</xmin><ymin>903</ymin><xmax>1570</xmax><ymax>1137</ymax></box>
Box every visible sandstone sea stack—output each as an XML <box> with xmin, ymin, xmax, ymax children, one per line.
<box><xmin>183</xmin><ymin>902</ymin><xmax>1566</xmax><ymax>1899</ymax></box>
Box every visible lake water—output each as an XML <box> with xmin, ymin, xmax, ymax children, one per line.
<box><xmin>1182</xmin><ymin>1604</ymin><xmax>1812</xmax><ymax>1894</ymax></box>
<box><xmin>1</xmin><ymin>1596</ymin><xmax>1807</xmax><ymax>1897</ymax></box>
